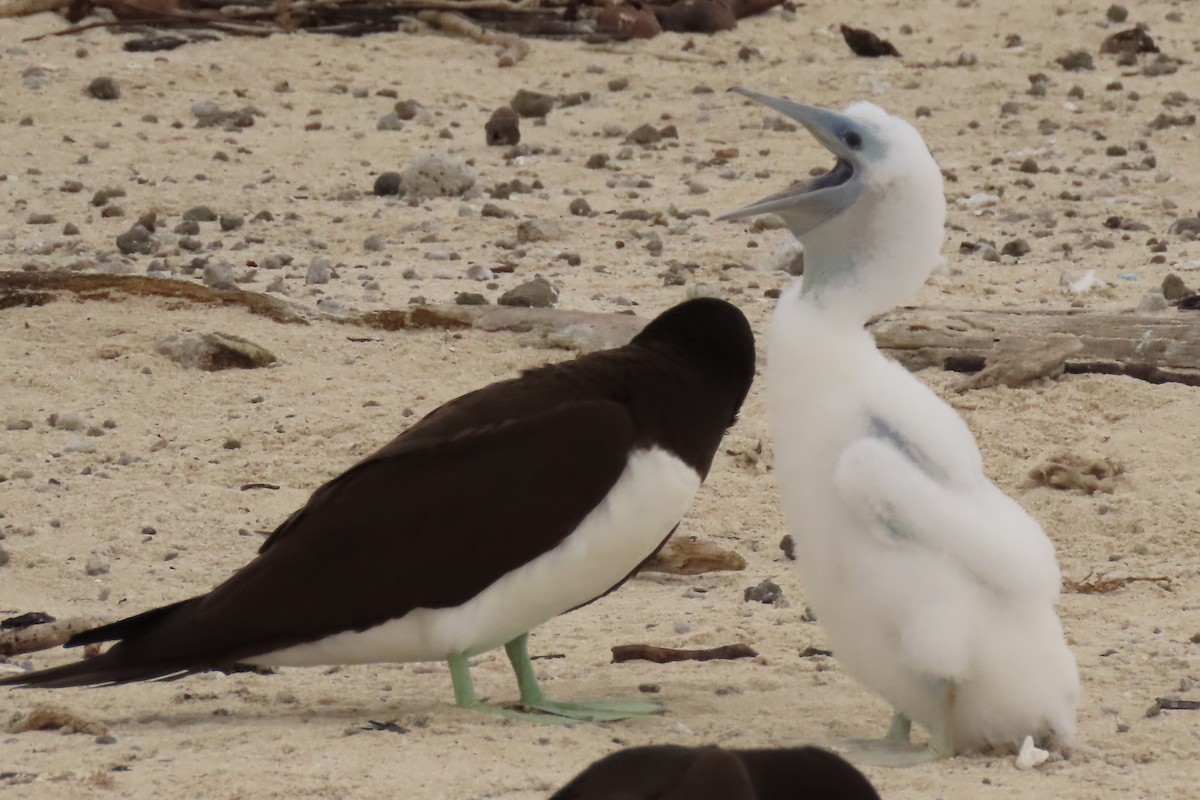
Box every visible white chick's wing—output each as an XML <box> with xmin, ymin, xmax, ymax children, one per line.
<box><xmin>833</xmin><ymin>434</ymin><xmax>1061</xmax><ymax>602</ymax></box>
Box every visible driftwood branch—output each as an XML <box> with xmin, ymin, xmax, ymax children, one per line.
<box><xmin>0</xmin><ymin>272</ymin><xmax>645</xmax><ymax>351</ymax></box>
<box><xmin>611</xmin><ymin>643</ymin><xmax>758</xmax><ymax>664</ymax></box>
<box><xmin>872</xmin><ymin>307</ymin><xmax>1200</xmax><ymax>387</ymax></box>
<box><xmin>9</xmin><ymin>275</ymin><xmax>1200</xmax><ymax>382</ymax></box>
<box><xmin>0</xmin><ymin>0</ymin><xmax>67</xmax><ymax>17</ymax></box>
<box><xmin>640</xmin><ymin>538</ymin><xmax>746</xmax><ymax>575</ymax></box>
<box><xmin>0</xmin><ymin>615</ymin><xmax>112</xmax><ymax>657</ymax></box>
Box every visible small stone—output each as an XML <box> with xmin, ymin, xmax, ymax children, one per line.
<box><xmin>5</xmin><ymin>416</ymin><xmax>33</xmax><ymax>431</ymax></box>
<box><xmin>95</xmin><ymin>734</ymin><xmax>117</xmax><ymax>745</ymax></box>
<box><xmin>153</xmin><ymin>332</ymin><xmax>277</xmax><ymax>371</ymax></box>
<box><xmin>673</xmin><ymin>618</ymin><xmax>691</xmax><ymax>634</ymax></box>
<box><xmin>569</xmin><ymin>198</ymin><xmax>592</xmax><ymax>217</ymax></box>
<box><xmin>219</xmin><ymin>214</ymin><xmax>244</xmax><ymax>231</ymax></box>
<box><xmin>1106</xmin><ymin>4</ymin><xmax>1128</xmax><ymax>23</ymax></box>
<box><xmin>978</xmin><ymin>243</ymin><xmax>1000</xmax><ymax>262</ymax></box>
<box><xmin>116</xmin><ymin>224</ymin><xmax>156</xmax><ymax>255</ymax></box>
<box><xmin>466</xmin><ymin>264</ymin><xmax>494</xmax><ymax>281</ymax></box>
<box><xmin>1162</xmin><ymin>274</ymin><xmax>1193</xmax><ymax>301</ymax></box>
<box><xmin>1018</xmin><ymin>158</ymin><xmax>1040</xmax><ymax>174</ymax></box>
<box><xmin>638</xmin><ymin>683</ymin><xmax>661</xmax><ymax>694</ymax></box>
<box><xmin>373</xmin><ymin>172</ymin><xmax>402</xmax><ymax>197</ymax></box>
<box><xmin>222</xmin><ymin>438</ymin><xmax>241</xmax><ymax>450</ymax></box>
<box><xmin>26</xmin><ymin>213</ymin><xmax>55</xmax><ymax>225</ymax></box>
<box><xmin>63</xmin><ymin>222</ymin><xmax>80</xmax><ymax>236</ymax></box>
<box><xmin>306</xmin><ymin>256</ymin><xmax>332</xmax><ymax>285</ymax></box>
<box><xmin>455</xmin><ymin>292</ymin><xmax>488</xmax><ymax>306</ymax></box>
<box><xmin>625</xmin><ymin>123</ymin><xmax>662</xmax><ymax>146</ymax></box>
<box><xmin>65</xmin><ymin>437</ymin><xmax>96</xmax><ymax>453</ymax></box>
<box><xmin>1101</xmin><ymin>27</ymin><xmax>1159</xmax><ymax>55</ymax></box>
<box><xmin>1106</xmin><ymin>144</ymin><xmax>1128</xmax><ymax>156</ymax></box>
<box><xmin>1167</xmin><ymin>218</ymin><xmax>1200</xmax><ymax>236</ymax></box>
<box><xmin>376</xmin><ymin>112</ymin><xmax>404</xmax><ymax>131</ymax></box>
<box><xmin>744</xmin><ymin>579</ymin><xmax>783</xmax><ymax>604</ymax></box>
<box><xmin>202</xmin><ymin>262</ymin><xmax>237</xmax><ymax>290</ymax></box>
<box><xmin>608</xmin><ymin>77</ymin><xmax>630</xmax><ymax>91</ymax></box>
<box><xmin>400</xmin><ymin>155</ymin><xmax>475</xmax><ymax>200</ymax></box>
<box><xmin>175</xmin><ymin>219</ymin><xmax>200</xmax><ymax>236</ymax></box>
<box><xmin>510</xmin><ymin>89</ymin><xmax>554</xmax><ymax>118</ymax></box>
<box><xmin>1001</xmin><ymin>238</ymin><xmax>1031</xmax><ymax>257</ymax></box>
<box><xmin>393</xmin><ymin>99</ymin><xmax>423</xmax><ymax>120</ymax></box>
<box><xmin>1136</xmin><ymin>291</ymin><xmax>1169</xmax><ymax>312</ymax></box>
<box><xmin>485</xmin><ymin>107</ymin><xmax>520</xmax><ymax>146</ymax></box>
<box><xmin>363</xmin><ymin>234</ymin><xmax>387</xmax><ymax>252</ymax></box>
<box><xmin>779</xmin><ymin>534</ymin><xmax>796</xmax><ymax>561</ymax></box>
<box><xmin>183</xmin><ymin>205</ymin><xmax>217</xmax><ymax>222</ymax></box>
<box><xmin>85</xmin><ymin>556</ymin><xmax>110</xmax><ymax>576</ymax></box>
<box><xmin>0</xmin><ymin>546</ymin><xmax>9</xmax><ymax>567</ymax></box>
<box><xmin>499</xmin><ymin>276</ymin><xmax>559</xmax><ymax>308</ymax></box>
<box><xmin>1056</xmin><ymin>51</ymin><xmax>1094</xmax><ymax>71</ymax></box>
<box><xmin>50</xmin><ymin>412</ymin><xmax>85</xmax><ymax>431</ymax></box>
<box><xmin>86</xmin><ymin>76</ymin><xmax>120</xmax><ymax>100</ymax></box>
<box><xmin>516</xmin><ymin>218</ymin><xmax>562</xmax><ymax>243</ymax></box>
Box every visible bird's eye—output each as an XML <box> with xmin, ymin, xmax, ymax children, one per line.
<box><xmin>844</xmin><ymin>130</ymin><xmax>863</xmax><ymax>150</ymax></box>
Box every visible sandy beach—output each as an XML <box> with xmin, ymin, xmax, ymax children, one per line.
<box><xmin>1</xmin><ymin>1</ymin><xmax>1199</xmax><ymax>797</ymax></box>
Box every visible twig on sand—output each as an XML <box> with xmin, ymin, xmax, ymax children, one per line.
<box><xmin>1062</xmin><ymin>572</ymin><xmax>1169</xmax><ymax>594</ymax></box>
<box><xmin>611</xmin><ymin>643</ymin><xmax>757</xmax><ymax>664</ymax></box>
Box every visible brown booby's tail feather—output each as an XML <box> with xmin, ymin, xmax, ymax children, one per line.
<box><xmin>0</xmin><ymin>598</ymin><xmax>218</xmax><ymax>689</ymax></box>
<box><xmin>0</xmin><ymin>652</ymin><xmax>196</xmax><ymax>688</ymax></box>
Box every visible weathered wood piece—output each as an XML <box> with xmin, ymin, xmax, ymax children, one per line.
<box><xmin>0</xmin><ymin>615</ymin><xmax>112</xmax><ymax>657</ymax></box>
<box><xmin>610</xmin><ymin>643</ymin><xmax>758</xmax><ymax>664</ymax></box>
<box><xmin>872</xmin><ymin>307</ymin><xmax>1200</xmax><ymax>386</ymax></box>
<box><xmin>0</xmin><ymin>272</ymin><xmax>644</xmax><ymax>351</ymax></box>
<box><xmin>640</xmin><ymin>537</ymin><xmax>746</xmax><ymax>575</ymax></box>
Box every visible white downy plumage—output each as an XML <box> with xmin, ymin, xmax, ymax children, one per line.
<box><xmin>723</xmin><ymin>88</ymin><xmax>1079</xmax><ymax>759</ymax></box>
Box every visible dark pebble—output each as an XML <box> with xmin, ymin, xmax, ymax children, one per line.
<box><xmin>183</xmin><ymin>205</ymin><xmax>217</xmax><ymax>222</ymax></box>
<box><xmin>124</xmin><ymin>37</ymin><xmax>187</xmax><ymax>53</ymax></box>
<box><xmin>1056</xmin><ymin>51</ymin><xmax>1094</xmax><ymax>71</ymax></box>
<box><xmin>744</xmin><ymin>579</ymin><xmax>783</xmax><ymax>604</ymax></box>
<box><xmin>485</xmin><ymin>106</ymin><xmax>520</xmax><ymax>147</ymax></box>
<box><xmin>1001</xmin><ymin>238</ymin><xmax>1031</xmax><ymax>257</ymax></box>
<box><xmin>569</xmin><ymin>198</ymin><xmax>592</xmax><ymax>216</ymax></box>
<box><xmin>510</xmin><ymin>89</ymin><xmax>554</xmax><ymax>118</ymax></box>
<box><xmin>455</xmin><ymin>292</ymin><xmax>488</xmax><ymax>306</ymax></box>
<box><xmin>394</xmin><ymin>99</ymin><xmax>423</xmax><ymax>120</ymax></box>
<box><xmin>779</xmin><ymin>534</ymin><xmax>796</xmax><ymax>561</ymax></box>
<box><xmin>116</xmin><ymin>224</ymin><xmax>155</xmax><ymax>255</ymax></box>
<box><xmin>1</xmin><ymin>611</ymin><xmax>56</xmax><ymax>629</ymax></box>
<box><xmin>1162</xmin><ymin>274</ymin><xmax>1194</xmax><ymax>301</ymax></box>
<box><xmin>1106</xmin><ymin>4</ymin><xmax>1128</xmax><ymax>23</ymax></box>
<box><xmin>498</xmin><ymin>276</ymin><xmax>559</xmax><ymax>308</ymax></box>
<box><xmin>86</xmin><ymin>76</ymin><xmax>120</xmax><ymax>100</ymax></box>
<box><xmin>373</xmin><ymin>172</ymin><xmax>402</xmax><ymax>196</ymax></box>
<box><xmin>840</xmin><ymin>24</ymin><xmax>900</xmax><ymax>57</ymax></box>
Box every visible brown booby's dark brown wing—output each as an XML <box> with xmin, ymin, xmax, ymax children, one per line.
<box><xmin>3</xmin><ymin>400</ymin><xmax>633</xmax><ymax>687</ymax></box>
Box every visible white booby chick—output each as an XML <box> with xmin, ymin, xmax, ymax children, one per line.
<box><xmin>2</xmin><ymin>299</ymin><xmax>756</xmax><ymax>725</ymax></box>
<box><xmin>721</xmin><ymin>88</ymin><xmax>1079</xmax><ymax>762</ymax></box>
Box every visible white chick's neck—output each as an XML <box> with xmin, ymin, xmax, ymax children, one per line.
<box><xmin>795</xmin><ymin>174</ymin><xmax>946</xmax><ymax>328</ymax></box>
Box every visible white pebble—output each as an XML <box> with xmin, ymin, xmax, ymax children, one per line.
<box><xmin>1014</xmin><ymin>735</ymin><xmax>1049</xmax><ymax>770</ymax></box>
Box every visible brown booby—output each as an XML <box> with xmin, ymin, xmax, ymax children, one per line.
<box><xmin>549</xmin><ymin>744</ymin><xmax>883</xmax><ymax>800</ymax></box>
<box><xmin>2</xmin><ymin>298</ymin><xmax>756</xmax><ymax>723</ymax></box>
